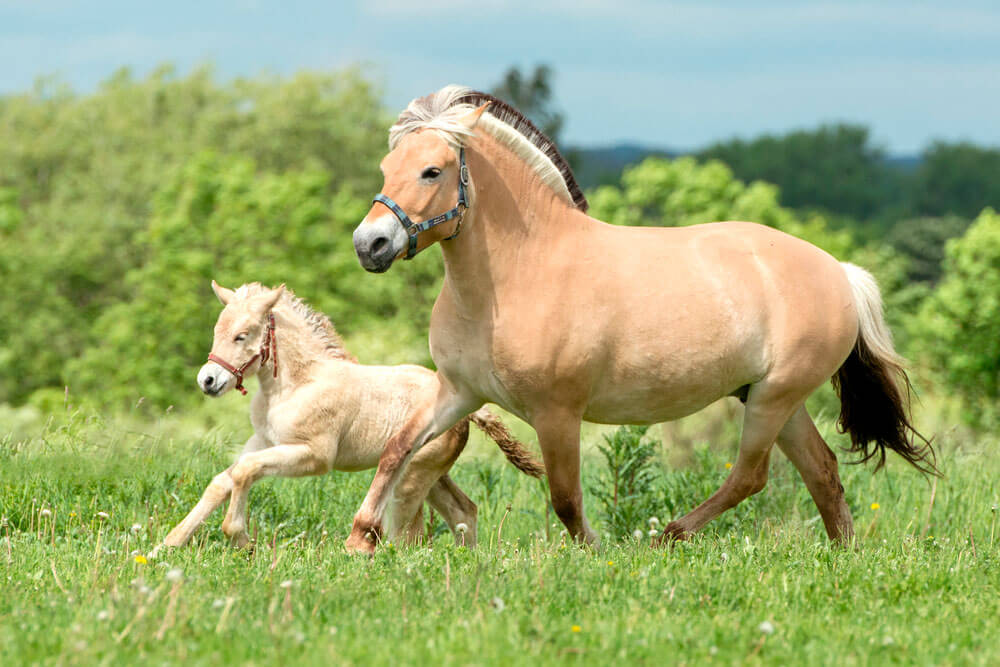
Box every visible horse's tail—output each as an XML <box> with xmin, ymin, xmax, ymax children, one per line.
<box><xmin>832</xmin><ymin>263</ymin><xmax>939</xmax><ymax>476</ymax></box>
<box><xmin>469</xmin><ymin>408</ymin><xmax>546</xmax><ymax>478</ymax></box>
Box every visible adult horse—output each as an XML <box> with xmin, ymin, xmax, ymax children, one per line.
<box><xmin>347</xmin><ymin>86</ymin><xmax>935</xmax><ymax>554</ymax></box>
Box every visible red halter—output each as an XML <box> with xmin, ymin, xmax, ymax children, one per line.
<box><xmin>206</xmin><ymin>313</ymin><xmax>278</xmax><ymax>395</ymax></box>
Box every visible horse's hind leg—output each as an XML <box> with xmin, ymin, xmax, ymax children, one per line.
<box><xmin>663</xmin><ymin>387</ymin><xmax>799</xmax><ymax>540</ymax></box>
<box><xmin>775</xmin><ymin>405</ymin><xmax>854</xmax><ymax>542</ymax></box>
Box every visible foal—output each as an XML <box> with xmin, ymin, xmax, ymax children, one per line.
<box><xmin>157</xmin><ymin>281</ymin><xmax>543</xmax><ymax>552</ymax></box>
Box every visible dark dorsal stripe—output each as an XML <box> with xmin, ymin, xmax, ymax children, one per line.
<box><xmin>455</xmin><ymin>91</ymin><xmax>589</xmax><ymax>213</ymax></box>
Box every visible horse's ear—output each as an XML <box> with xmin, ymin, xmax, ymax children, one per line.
<box><xmin>256</xmin><ymin>284</ymin><xmax>285</xmax><ymax>313</ymax></box>
<box><xmin>212</xmin><ymin>280</ymin><xmax>235</xmax><ymax>306</ymax></box>
<box><xmin>457</xmin><ymin>102</ymin><xmax>491</xmax><ymax>131</ymax></box>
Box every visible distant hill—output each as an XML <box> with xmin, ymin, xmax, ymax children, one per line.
<box><xmin>570</xmin><ymin>142</ymin><xmax>921</xmax><ymax>191</ymax></box>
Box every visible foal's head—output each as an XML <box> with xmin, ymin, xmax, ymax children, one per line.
<box><xmin>353</xmin><ymin>103</ymin><xmax>489</xmax><ymax>272</ymax></box>
<box><xmin>198</xmin><ymin>281</ymin><xmax>284</xmax><ymax>397</ymax></box>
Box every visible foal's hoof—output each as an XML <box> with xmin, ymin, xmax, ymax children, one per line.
<box><xmin>344</xmin><ymin>529</ymin><xmax>377</xmax><ymax>556</ymax></box>
<box><xmin>654</xmin><ymin>522</ymin><xmax>692</xmax><ymax>547</ymax></box>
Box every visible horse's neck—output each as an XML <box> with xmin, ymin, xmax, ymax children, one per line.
<box><xmin>256</xmin><ymin>309</ymin><xmax>331</xmax><ymax>395</ymax></box>
<box><xmin>439</xmin><ymin>137</ymin><xmax>583</xmax><ymax>314</ymax></box>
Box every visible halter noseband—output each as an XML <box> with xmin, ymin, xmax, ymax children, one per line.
<box><xmin>207</xmin><ymin>313</ymin><xmax>277</xmax><ymax>396</ymax></box>
<box><xmin>372</xmin><ymin>147</ymin><xmax>469</xmax><ymax>260</ymax></box>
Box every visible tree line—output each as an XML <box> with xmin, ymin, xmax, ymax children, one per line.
<box><xmin>0</xmin><ymin>65</ymin><xmax>997</xmax><ymax>427</ymax></box>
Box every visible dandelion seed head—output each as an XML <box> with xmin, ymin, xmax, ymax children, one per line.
<box><xmin>39</xmin><ymin>508</ymin><xmax>52</xmax><ymax>518</ymax></box>
<box><xmin>165</xmin><ymin>568</ymin><xmax>183</xmax><ymax>583</ymax></box>
<box><xmin>648</xmin><ymin>517</ymin><xmax>660</xmax><ymax>528</ymax></box>
<box><xmin>280</xmin><ymin>580</ymin><xmax>293</xmax><ymax>589</ymax></box>
<box><xmin>130</xmin><ymin>523</ymin><xmax>142</xmax><ymax>534</ymax></box>
<box><xmin>632</xmin><ymin>529</ymin><xmax>644</xmax><ymax>540</ymax></box>
<box><xmin>490</xmin><ymin>596</ymin><xmax>505</xmax><ymax>612</ymax></box>
<box><xmin>758</xmin><ymin>620</ymin><xmax>775</xmax><ymax>635</ymax></box>
<box><xmin>455</xmin><ymin>522</ymin><xmax>468</xmax><ymax>534</ymax></box>
<box><xmin>96</xmin><ymin>511</ymin><xmax>110</xmax><ymax>520</ymax></box>
<box><xmin>96</xmin><ymin>610</ymin><xmax>110</xmax><ymax>622</ymax></box>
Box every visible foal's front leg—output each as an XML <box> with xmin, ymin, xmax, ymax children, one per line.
<box><xmin>154</xmin><ymin>434</ymin><xmax>267</xmax><ymax>556</ymax></box>
<box><xmin>221</xmin><ymin>444</ymin><xmax>327</xmax><ymax>548</ymax></box>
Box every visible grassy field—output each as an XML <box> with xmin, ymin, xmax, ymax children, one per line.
<box><xmin>1</xmin><ymin>399</ymin><xmax>998</xmax><ymax>665</ymax></box>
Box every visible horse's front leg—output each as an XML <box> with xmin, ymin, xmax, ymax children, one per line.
<box><xmin>153</xmin><ymin>434</ymin><xmax>267</xmax><ymax>557</ymax></box>
<box><xmin>345</xmin><ymin>381</ymin><xmax>477</xmax><ymax>555</ymax></box>
<box><xmin>534</xmin><ymin>407</ymin><xmax>599</xmax><ymax>547</ymax></box>
<box><xmin>221</xmin><ymin>444</ymin><xmax>327</xmax><ymax>548</ymax></box>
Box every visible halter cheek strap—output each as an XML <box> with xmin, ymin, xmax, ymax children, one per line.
<box><xmin>372</xmin><ymin>147</ymin><xmax>469</xmax><ymax>260</ymax></box>
<box><xmin>207</xmin><ymin>313</ymin><xmax>277</xmax><ymax>396</ymax></box>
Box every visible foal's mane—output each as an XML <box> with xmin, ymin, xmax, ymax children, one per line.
<box><xmin>235</xmin><ymin>283</ymin><xmax>355</xmax><ymax>362</ymax></box>
<box><xmin>389</xmin><ymin>85</ymin><xmax>589</xmax><ymax>213</ymax></box>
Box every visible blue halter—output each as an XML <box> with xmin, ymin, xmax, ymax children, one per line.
<box><xmin>372</xmin><ymin>148</ymin><xmax>470</xmax><ymax>260</ymax></box>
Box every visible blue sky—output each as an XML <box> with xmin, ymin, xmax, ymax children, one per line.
<box><xmin>2</xmin><ymin>1</ymin><xmax>998</xmax><ymax>153</ymax></box>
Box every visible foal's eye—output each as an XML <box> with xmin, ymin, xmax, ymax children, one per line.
<box><xmin>421</xmin><ymin>166</ymin><xmax>442</xmax><ymax>180</ymax></box>
<box><xmin>234</xmin><ymin>333</ymin><xmax>248</xmax><ymax>342</ymax></box>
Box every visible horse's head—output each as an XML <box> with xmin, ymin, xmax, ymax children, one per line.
<box><xmin>353</xmin><ymin>103</ymin><xmax>490</xmax><ymax>273</ymax></box>
<box><xmin>198</xmin><ymin>281</ymin><xmax>284</xmax><ymax>397</ymax></box>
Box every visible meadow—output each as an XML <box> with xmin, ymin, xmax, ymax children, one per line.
<box><xmin>1</xmin><ymin>398</ymin><xmax>997</xmax><ymax>665</ymax></box>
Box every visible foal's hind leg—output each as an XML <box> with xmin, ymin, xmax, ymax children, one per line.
<box><xmin>775</xmin><ymin>405</ymin><xmax>854</xmax><ymax>542</ymax></box>
<box><xmin>426</xmin><ymin>475</ymin><xmax>478</xmax><ymax>547</ymax></box>
<box><xmin>662</xmin><ymin>388</ymin><xmax>799</xmax><ymax>541</ymax></box>
<box><xmin>388</xmin><ymin>424</ymin><xmax>470</xmax><ymax>546</ymax></box>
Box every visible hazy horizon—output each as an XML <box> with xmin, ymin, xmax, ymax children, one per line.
<box><xmin>3</xmin><ymin>1</ymin><xmax>998</xmax><ymax>155</ymax></box>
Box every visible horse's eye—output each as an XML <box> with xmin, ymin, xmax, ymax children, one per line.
<box><xmin>235</xmin><ymin>333</ymin><xmax>247</xmax><ymax>342</ymax></box>
<box><xmin>421</xmin><ymin>167</ymin><xmax>442</xmax><ymax>180</ymax></box>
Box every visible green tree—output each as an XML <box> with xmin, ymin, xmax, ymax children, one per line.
<box><xmin>913</xmin><ymin>143</ymin><xmax>1000</xmax><ymax>219</ymax></box>
<box><xmin>0</xmin><ymin>66</ymin><xmax>389</xmax><ymax>405</ymax></box>
<box><xmin>698</xmin><ymin>124</ymin><xmax>892</xmax><ymax>221</ymax></box>
<box><xmin>887</xmin><ymin>216</ymin><xmax>971</xmax><ymax>284</ymax></box>
<box><xmin>910</xmin><ymin>208</ymin><xmax>1000</xmax><ymax>426</ymax></box>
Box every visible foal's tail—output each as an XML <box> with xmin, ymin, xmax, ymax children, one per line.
<box><xmin>833</xmin><ymin>263</ymin><xmax>939</xmax><ymax>476</ymax></box>
<box><xmin>468</xmin><ymin>408</ymin><xmax>546</xmax><ymax>478</ymax></box>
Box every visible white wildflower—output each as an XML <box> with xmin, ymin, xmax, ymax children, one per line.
<box><xmin>455</xmin><ymin>522</ymin><xmax>468</xmax><ymax>534</ymax></box>
<box><xmin>39</xmin><ymin>508</ymin><xmax>52</xmax><ymax>519</ymax></box>
<box><xmin>758</xmin><ymin>620</ymin><xmax>775</xmax><ymax>635</ymax></box>
<box><xmin>165</xmin><ymin>568</ymin><xmax>183</xmax><ymax>583</ymax></box>
<box><xmin>648</xmin><ymin>528</ymin><xmax>659</xmax><ymax>537</ymax></box>
<box><xmin>130</xmin><ymin>523</ymin><xmax>142</xmax><ymax>534</ymax></box>
<box><xmin>96</xmin><ymin>511</ymin><xmax>110</xmax><ymax>520</ymax></box>
<box><xmin>490</xmin><ymin>597</ymin><xmax>505</xmax><ymax>613</ymax></box>
<box><xmin>633</xmin><ymin>529</ymin><xmax>644</xmax><ymax>540</ymax></box>
<box><xmin>720</xmin><ymin>552</ymin><xmax>729</xmax><ymax>562</ymax></box>
<box><xmin>280</xmin><ymin>580</ymin><xmax>293</xmax><ymax>589</ymax></box>
<box><xmin>96</xmin><ymin>610</ymin><xmax>111</xmax><ymax>622</ymax></box>
<box><xmin>648</xmin><ymin>516</ymin><xmax>660</xmax><ymax>528</ymax></box>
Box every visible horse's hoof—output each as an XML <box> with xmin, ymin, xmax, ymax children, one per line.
<box><xmin>344</xmin><ymin>529</ymin><xmax>377</xmax><ymax>556</ymax></box>
<box><xmin>654</xmin><ymin>522</ymin><xmax>691</xmax><ymax>547</ymax></box>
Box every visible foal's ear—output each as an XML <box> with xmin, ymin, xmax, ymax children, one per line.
<box><xmin>211</xmin><ymin>280</ymin><xmax>235</xmax><ymax>306</ymax></box>
<box><xmin>255</xmin><ymin>284</ymin><xmax>285</xmax><ymax>314</ymax></box>
<box><xmin>457</xmin><ymin>102</ymin><xmax>491</xmax><ymax>131</ymax></box>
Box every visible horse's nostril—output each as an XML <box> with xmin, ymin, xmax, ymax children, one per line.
<box><xmin>204</xmin><ymin>376</ymin><xmax>214</xmax><ymax>387</ymax></box>
<box><xmin>371</xmin><ymin>236</ymin><xmax>389</xmax><ymax>255</ymax></box>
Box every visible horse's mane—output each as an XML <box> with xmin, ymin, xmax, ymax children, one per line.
<box><xmin>234</xmin><ymin>283</ymin><xmax>356</xmax><ymax>363</ymax></box>
<box><xmin>389</xmin><ymin>85</ymin><xmax>589</xmax><ymax>213</ymax></box>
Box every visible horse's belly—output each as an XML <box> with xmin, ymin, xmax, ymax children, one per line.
<box><xmin>583</xmin><ymin>374</ymin><xmax>742</xmax><ymax>424</ymax></box>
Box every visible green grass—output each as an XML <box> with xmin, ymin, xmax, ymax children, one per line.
<box><xmin>1</xmin><ymin>404</ymin><xmax>998</xmax><ymax>665</ymax></box>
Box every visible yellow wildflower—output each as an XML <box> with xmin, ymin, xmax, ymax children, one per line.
<box><xmin>134</xmin><ymin>554</ymin><xmax>148</xmax><ymax>565</ymax></box>
<box><xmin>725</xmin><ymin>462</ymin><xmax>733</xmax><ymax>470</ymax></box>
<box><xmin>571</xmin><ymin>625</ymin><xmax>581</xmax><ymax>633</ymax></box>
<box><xmin>607</xmin><ymin>560</ymin><xmax>614</xmax><ymax>567</ymax></box>
<box><xmin>870</xmin><ymin>502</ymin><xmax>880</xmax><ymax>511</ymax></box>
